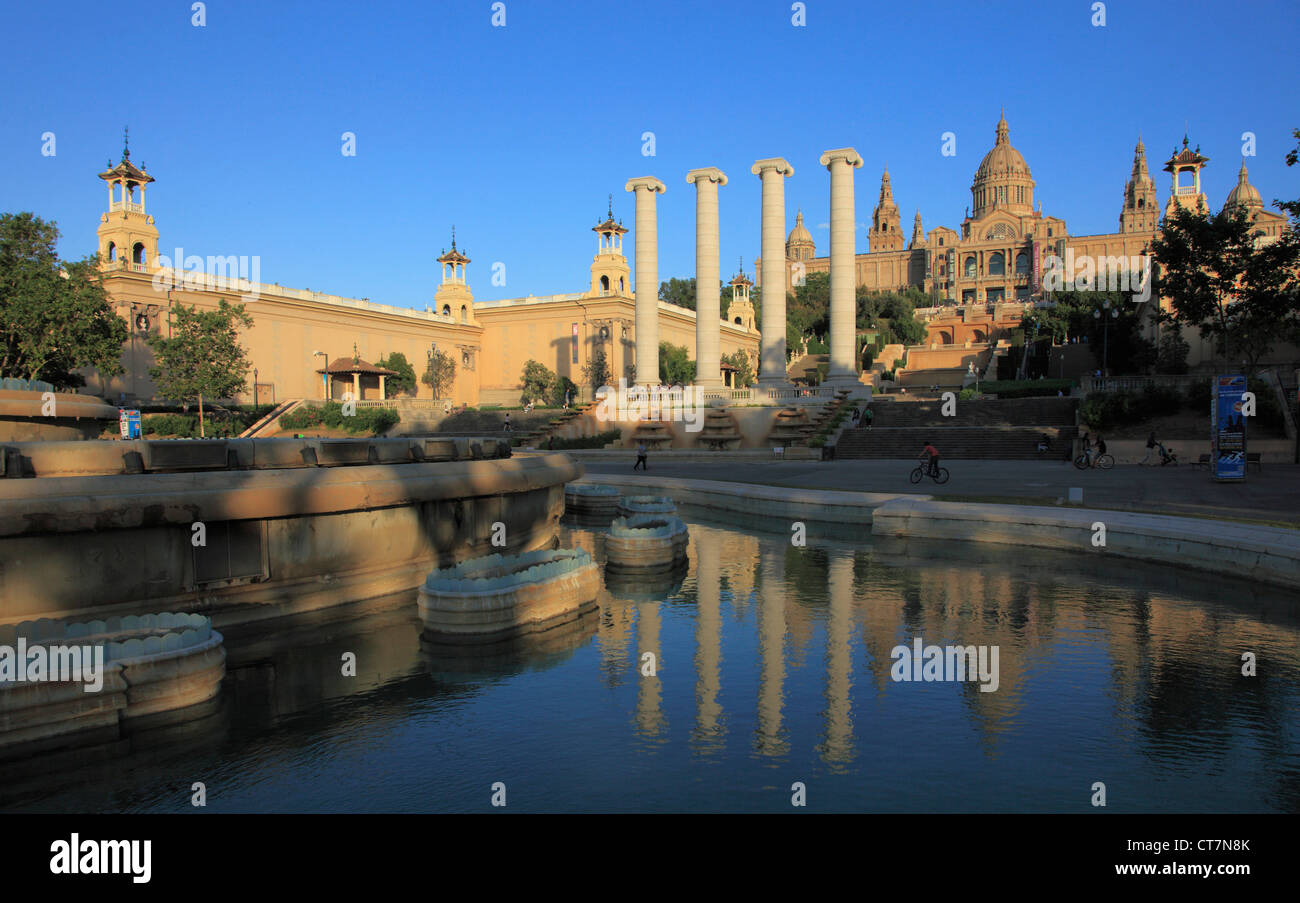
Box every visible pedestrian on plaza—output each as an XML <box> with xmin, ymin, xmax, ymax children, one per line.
<box><xmin>503</xmin><ymin>412</ymin><xmax>512</xmax><ymax>432</ymax></box>
<box><xmin>633</xmin><ymin>440</ymin><xmax>648</xmax><ymax>471</ymax></box>
<box><xmin>1140</xmin><ymin>431</ymin><xmax>1158</xmax><ymax>466</ymax></box>
<box><xmin>864</xmin><ymin>407</ymin><xmax>874</xmax><ymax>429</ymax></box>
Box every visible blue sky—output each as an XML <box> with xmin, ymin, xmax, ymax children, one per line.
<box><xmin>2</xmin><ymin>0</ymin><xmax>1297</xmax><ymax>307</ymax></box>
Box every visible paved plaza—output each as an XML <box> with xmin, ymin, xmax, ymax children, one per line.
<box><xmin>582</xmin><ymin>457</ymin><xmax>1300</xmax><ymax>526</ymax></box>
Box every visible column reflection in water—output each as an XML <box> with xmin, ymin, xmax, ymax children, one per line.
<box><xmin>691</xmin><ymin>526</ymin><xmax>724</xmax><ymax>753</ymax></box>
<box><xmin>635</xmin><ymin>597</ymin><xmax>666</xmax><ymax>739</ymax></box>
<box><xmin>755</xmin><ymin>541</ymin><xmax>788</xmax><ymax>756</ymax></box>
<box><xmin>820</xmin><ymin>551</ymin><xmax>855</xmax><ymax>766</ymax></box>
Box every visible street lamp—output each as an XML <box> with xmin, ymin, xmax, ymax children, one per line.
<box><xmin>1093</xmin><ymin>302</ymin><xmax>1119</xmax><ymax>377</ymax></box>
<box><xmin>253</xmin><ymin>367</ymin><xmax>259</xmax><ymax>408</ymax></box>
<box><xmin>313</xmin><ymin>350</ymin><xmax>328</xmax><ymax>400</ymax></box>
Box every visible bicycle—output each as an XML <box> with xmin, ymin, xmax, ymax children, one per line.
<box><xmin>910</xmin><ymin>461</ymin><xmax>950</xmax><ymax>484</ymax></box>
<box><xmin>1073</xmin><ymin>452</ymin><xmax>1114</xmax><ymax>470</ymax></box>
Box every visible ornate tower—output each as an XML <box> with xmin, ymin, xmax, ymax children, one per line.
<box><xmin>970</xmin><ymin>112</ymin><xmax>1035</xmax><ymax>219</ymax></box>
<box><xmin>868</xmin><ymin>169</ymin><xmax>903</xmax><ymax>252</ymax></box>
<box><xmin>588</xmin><ymin>196</ymin><xmax>631</xmax><ymax>297</ymax></box>
<box><xmin>785</xmin><ymin>208</ymin><xmax>815</xmax><ymax>261</ymax></box>
<box><xmin>96</xmin><ymin>128</ymin><xmax>158</xmax><ymax>271</ymax></box>
<box><xmin>1163</xmin><ymin>135</ymin><xmax>1209</xmax><ymax>218</ymax></box>
<box><xmin>1223</xmin><ymin>160</ymin><xmax>1265</xmax><ymax>219</ymax></box>
<box><xmin>909</xmin><ymin>210</ymin><xmax>926</xmax><ymax>249</ymax></box>
<box><xmin>728</xmin><ymin>259</ymin><xmax>756</xmax><ymax>332</ymax></box>
<box><xmin>435</xmin><ymin>228</ymin><xmax>474</xmax><ymax>323</ymax></box>
<box><xmin>1120</xmin><ymin>135</ymin><xmax>1158</xmax><ymax>233</ymax></box>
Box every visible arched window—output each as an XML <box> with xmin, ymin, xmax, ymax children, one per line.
<box><xmin>988</xmin><ymin>252</ymin><xmax>1005</xmax><ymax>276</ymax></box>
<box><xmin>600</xmin><ymin>275</ymin><xmax>610</xmax><ymax>293</ymax></box>
<box><xmin>734</xmin><ymin>317</ymin><xmax>743</xmax><ymax>325</ymax></box>
<box><xmin>963</xmin><ymin>256</ymin><xmax>976</xmax><ymax>278</ymax></box>
<box><xmin>460</xmin><ymin>305</ymin><xmax>468</xmax><ymax>323</ymax></box>
<box><xmin>107</xmin><ymin>242</ymin><xmax>116</xmax><ymax>262</ymax></box>
<box><xmin>132</xmin><ymin>243</ymin><xmax>145</xmax><ymax>265</ymax></box>
<box><xmin>1137</xmin><ymin>198</ymin><xmax>1145</xmax><ymax>209</ymax></box>
<box><xmin>442</xmin><ymin>304</ymin><xmax>451</xmax><ymax>317</ymax></box>
<box><xmin>1015</xmin><ymin>251</ymin><xmax>1029</xmax><ymax>275</ymax></box>
<box><xmin>619</xmin><ymin>277</ymin><xmax>625</xmax><ymax>293</ymax></box>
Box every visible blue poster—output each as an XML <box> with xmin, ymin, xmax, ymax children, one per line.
<box><xmin>1212</xmin><ymin>375</ymin><xmax>1247</xmax><ymax>482</ymax></box>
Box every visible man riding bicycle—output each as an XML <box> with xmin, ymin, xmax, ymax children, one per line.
<box><xmin>920</xmin><ymin>441</ymin><xmax>940</xmax><ymax>478</ymax></box>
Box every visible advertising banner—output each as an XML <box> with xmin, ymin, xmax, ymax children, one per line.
<box><xmin>1212</xmin><ymin>374</ymin><xmax>1247</xmax><ymax>481</ymax></box>
<box><xmin>119</xmin><ymin>408</ymin><xmax>141</xmax><ymax>440</ymax></box>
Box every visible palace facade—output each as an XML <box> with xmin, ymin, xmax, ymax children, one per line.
<box><xmin>87</xmin><ymin>145</ymin><xmax>759</xmax><ymax>407</ymax></box>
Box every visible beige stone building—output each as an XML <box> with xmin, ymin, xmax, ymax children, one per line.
<box><xmin>87</xmin><ymin>146</ymin><xmax>758</xmax><ymax>407</ymax></box>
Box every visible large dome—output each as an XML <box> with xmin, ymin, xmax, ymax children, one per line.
<box><xmin>1224</xmin><ymin>161</ymin><xmax>1263</xmax><ymax>213</ymax></box>
<box><xmin>786</xmin><ymin>208</ymin><xmax>815</xmax><ymax>260</ymax></box>
<box><xmin>970</xmin><ymin>113</ymin><xmax>1035</xmax><ymax>218</ymax></box>
<box><xmin>974</xmin><ymin>114</ymin><xmax>1032</xmax><ymax>181</ymax></box>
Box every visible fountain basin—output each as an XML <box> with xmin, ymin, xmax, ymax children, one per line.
<box><xmin>0</xmin><ymin>612</ymin><xmax>226</xmax><ymax>757</ymax></box>
<box><xmin>616</xmin><ymin>495</ymin><xmax>677</xmax><ymax>519</ymax></box>
<box><xmin>418</xmin><ymin>548</ymin><xmax>600</xmax><ymax>640</ymax></box>
<box><xmin>605</xmin><ymin>514</ymin><xmax>689</xmax><ymax>570</ymax></box>
<box><xmin>564</xmin><ymin>482</ymin><xmax>621</xmax><ymax>520</ymax></box>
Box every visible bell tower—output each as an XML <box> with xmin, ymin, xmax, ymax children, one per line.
<box><xmin>727</xmin><ymin>258</ymin><xmax>756</xmax><ymax>331</ymax></box>
<box><xmin>869</xmin><ymin>169</ymin><xmax>904</xmax><ymax>253</ymax></box>
<box><xmin>96</xmin><ymin>127</ymin><xmax>158</xmax><ymax>271</ymax></box>
<box><xmin>588</xmin><ymin>196</ymin><xmax>631</xmax><ymax>297</ymax></box>
<box><xmin>1163</xmin><ymin>134</ymin><xmax>1209</xmax><ymax>218</ymax></box>
<box><xmin>435</xmin><ymin>228</ymin><xmax>475</xmax><ymax>324</ymax></box>
<box><xmin>1120</xmin><ymin>134</ymin><xmax>1158</xmax><ymax>233</ymax></box>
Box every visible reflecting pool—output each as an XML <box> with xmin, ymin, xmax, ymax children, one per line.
<box><xmin>5</xmin><ymin>513</ymin><xmax>1298</xmax><ymax>813</ymax></box>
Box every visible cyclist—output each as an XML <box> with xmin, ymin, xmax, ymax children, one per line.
<box><xmin>1095</xmin><ymin>434</ymin><xmax>1107</xmax><ymax>463</ymax></box>
<box><xmin>1080</xmin><ymin>432</ymin><xmax>1094</xmax><ymax>467</ymax></box>
<box><xmin>920</xmin><ymin>440</ymin><xmax>940</xmax><ymax>478</ymax></box>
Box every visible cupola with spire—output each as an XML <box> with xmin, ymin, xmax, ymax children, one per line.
<box><xmin>971</xmin><ymin>110</ymin><xmax>1035</xmax><ymax>219</ymax></box>
<box><xmin>1223</xmin><ymin>160</ymin><xmax>1264</xmax><ymax>217</ymax></box>
<box><xmin>435</xmin><ymin>227</ymin><xmax>474</xmax><ymax>322</ymax></box>
<box><xmin>785</xmin><ymin>208</ymin><xmax>815</xmax><ymax>261</ymax></box>
<box><xmin>587</xmin><ymin>195</ymin><xmax>632</xmax><ymax>298</ymax></box>
<box><xmin>96</xmin><ymin>126</ymin><xmax>159</xmax><ymax>272</ymax></box>
<box><xmin>1120</xmin><ymin>133</ymin><xmax>1158</xmax><ymax>233</ymax></box>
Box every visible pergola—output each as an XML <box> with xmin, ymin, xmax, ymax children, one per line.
<box><xmin>315</xmin><ymin>356</ymin><xmax>398</xmax><ymax>401</ymax></box>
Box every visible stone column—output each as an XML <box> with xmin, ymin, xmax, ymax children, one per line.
<box><xmin>625</xmin><ymin>177</ymin><xmax>667</xmax><ymax>385</ymax></box>
<box><xmin>820</xmin><ymin>148</ymin><xmax>864</xmax><ymax>385</ymax></box>
<box><xmin>751</xmin><ymin>158</ymin><xmax>794</xmax><ymax>386</ymax></box>
<box><xmin>686</xmin><ymin>167</ymin><xmax>727</xmax><ymax>389</ymax></box>
<box><xmin>694</xmin><ymin>526</ymin><xmax>723</xmax><ymax>747</ymax></box>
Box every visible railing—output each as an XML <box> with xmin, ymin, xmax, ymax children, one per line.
<box><xmin>110</xmin><ymin>201</ymin><xmax>144</xmax><ymax>213</ymax></box>
<box><xmin>1081</xmin><ymin>374</ymin><xmax>1199</xmax><ymax>395</ymax></box>
<box><xmin>1175</xmin><ymin>186</ymin><xmax>1196</xmax><ymax>196</ymax></box>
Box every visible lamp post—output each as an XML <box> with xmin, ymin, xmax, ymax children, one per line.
<box><xmin>1093</xmin><ymin>302</ymin><xmax>1119</xmax><ymax>377</ymax></box>
<box><xmin>313</xmin><ymin>350</ymin><xmax>328</xmax><ymax>400</ymax></box>
<box><xmin>253</xmin><ymin>368</ymin><xmax>259</xmax><ymax>408</ymax></box>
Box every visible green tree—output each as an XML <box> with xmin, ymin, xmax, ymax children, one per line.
<box><xmin>659</xmin><ymin>276</ymin><xmax>696</xmax><ymax>310</ymax></box>
<box><xmin>0</xmin><ymin>212</ymin><xmax>127</xmax><ymax>388</ymax></box>
<box><xmin>658</xmin><ymin>341</ymin><xmax>696</xmax><ymax>385</ymax></box>
<box><xmin>721</xmin><ymin>350</ymin><xmax>756</xmax><ymax>387</ymax></box>
<box><xmin>422</xmin><ymin>349</ymin><xmax>456</xmax><ymax>398</ymax></box>
<box><xmin>376</xmin><ymin>351</ymin><xmax>416</xmax><ymax>397</ymax></box>
<box><xmin>1155</xmin><ymin>329</ymin><xmax>1190</xmax><ymax>375</ymax></box>
<box><xmin>519</xmin><ymin>359</ymin><xmax>556</xmax><ymax>404</ymax></box>
<box><xmin>857</xmin><ymin>286</ymin><xmax>929</xmax><ymax>347</ymax></box>
<box><xmin>1151</xmin><ymin>201</ymin><xmax>1300</xmax><ymax>372</ymax></box>
<box><xmin>583</xmin><ymin>345</ymin><xmax>612</xmax><ymax>390</ymax></box>
<box><xmin>147</xmin><ymin>299</ymin><xmax>254</xmax><ymax>437</ymax></box>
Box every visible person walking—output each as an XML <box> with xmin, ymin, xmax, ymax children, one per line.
<box><xmin>503</xmin><ymin>412</ymin><xmax>512</xmax><ymax>432</ymax></box>
<box><xmin>864</xmin><ymin>407</ymin><xmax>874</xmax><ymax>430</ymax></box>
<box><xmin>1140</xmin><ymin>431</ymin><xmax>1158</xmax><ymax>466</ymax></box>
<box><xmin>633</xmin><ymin>440</ymin><xmax>648</xmax><ymax>471</ymax></box>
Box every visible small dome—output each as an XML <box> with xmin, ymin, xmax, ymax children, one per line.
<box><xmin>787</xmin><ymin>208</ymin><xmax>814</xmax><ymax>247</ymax></box>
<box><xmin>1224</xmin><ymin>161</ymin><xmax>1263</xmax><ymax>213</ymax></box>
<box><xmin>974</xmin><ymin>114</ymin><xmax>1032</xmax><ymax>182</ymax></box>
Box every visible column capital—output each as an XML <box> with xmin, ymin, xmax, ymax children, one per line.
<box><xmin>685</xmin><ymin>167</ymin><xmax>728</xmax><ymax>186</ymax></box>
<box><xmin>819</xmin><ymin>147</ymin><xmax>864</xmax><ymax>169</ymax></box>
<box><xmin>751</xmin><ymin>157</ymin><xmax>794</xmax><ymax>178</ymax></box>
<box><xmin>625</xmin><ymin>176</ymin><xmax>667</xmax><ymax>194</ymax></box>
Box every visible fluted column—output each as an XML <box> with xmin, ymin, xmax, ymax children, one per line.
<box><xmin>751</xmin><ymin>158</ymin><xmax>794</xmax><ymax>386</ymax></box>
<box><xmin>686</xmin><ymin>168</ymin><xmax>727</xmax><ymax>388</ymax></box>
<box><xmin>820</xmin><ymin>148</ymin><xmax>864</xmax><ymax>385</ymax></box>
<box><xmin>625</xmin><ymin>177</ymin><xmax>667</xmax><ymax>385</ymax></box>
<box><xmin>692</xmin><ymin>526</ymin><xmax>724</xmax><ymax>752</ymax></box>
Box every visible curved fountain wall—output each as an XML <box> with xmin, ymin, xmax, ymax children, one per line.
<box><xmin>0</xmin><ymin>439</ymin><xmax>580</xmax><ymax>630</ymax></box>
<box><xmin>0</xmin><ymin>612</ymin><xmax>225</xmax><ymax>757</ymax></box>
<box><xmin>418</xmin><ymin>547</ymin><xmax>600</xmax><ymax>640</ymax></box>
<box><xmin>616</xmin><ymin>495</ymin><xmax>677</xmax><ymax>519</ymax></box>
<box><xmin>605</xmin><ymin>514</ymin><xmax>690</xmax><ymax>571</ymax></box>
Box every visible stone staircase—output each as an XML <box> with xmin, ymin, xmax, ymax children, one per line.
<box><xmin>514</xmin><ymin>403</ymin><xmax>595</xmax><ymax>447</ymax></box>
<box><xmin>836</xmin><ymin>396</ymin><xmax>1079</xmax><ymax>460</ymax></box>
<box><xmin>239</xmin><ymin>399</ymin><xmax>302</xmax><ymax>438</ymax></box>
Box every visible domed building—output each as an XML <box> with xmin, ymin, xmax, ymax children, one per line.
<box><xmin>785</xmin><ymin>209</ymin><xmax>815</xmax><ymax>262</ymax></box>
<box><xmin>970</xmin><ymin>113</ymin><xmax>1035</xmax><ymax>219</ymax></box>
<box><xmin>1223</xmin><ymin>161</ymin><xmax>1286</xmax><ymax>244</ymax></box>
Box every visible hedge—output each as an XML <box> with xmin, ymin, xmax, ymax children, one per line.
<box><xmin>279</xmin><ymin>402</ymin><xmax>400</xmax><ymax>435</ymax></box>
